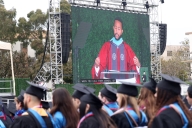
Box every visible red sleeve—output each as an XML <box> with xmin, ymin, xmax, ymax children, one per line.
<box><xmin>91</xmin><ymin>42</ymin><xmax>110</xmax><ymax>79</ymax></box>
<box><xmin>124</xmin><ymin>43</ymin><xmax>140</xmax><ymax>84</ymax></box>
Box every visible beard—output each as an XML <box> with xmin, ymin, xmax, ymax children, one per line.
<box><xmin>23</xmin><ymin>101</ymin><xmax>28</xmax><ymax>110</ymax></box>
<box><xmin>114</xmin><ymin>33</ymin><xmax>122</xmax><ymax>40</ymax></box>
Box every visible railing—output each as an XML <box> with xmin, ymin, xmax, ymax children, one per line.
<box><xmin>0</xmin><ymin>80</ymin><xmax>14</xmax><ymax>96</ymax></box>
<box><xmin>2</xmin><ymin>98</ymin><xmax>14</xmax><ymax>105</ymax></box>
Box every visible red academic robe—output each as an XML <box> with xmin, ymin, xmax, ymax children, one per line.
<box><xmin>91</xmin><ymin>41</ymin><xmax>140</xmax><ymax>84</ymax></box>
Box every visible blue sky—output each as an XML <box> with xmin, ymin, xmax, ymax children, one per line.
<box><xmin>4</xmin><ymin>0</ymin><xmax>192</xmax><ymax>45</ymax></box>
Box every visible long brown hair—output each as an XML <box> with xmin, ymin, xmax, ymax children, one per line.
<box><xmin>138</xmin><ymin>87</ymin><xmax>156</xmax><ymax>120</ymax></box>
<box><xmin>148</xmin><ymin>88</ymin><xmax>192</xmax><ymax>127</ymax></box>
<box><xmin>118</xmin><ymin>93</ymin><xmax>141</xmax><ymax>119</ymax></box>
<box><xmin>79</xmin><ymin>102</ymin><xmax>117</xmax><ymax>128</ymax></box>
<box><xmin>50</xmin><ymin>88</ymin><xmax>79</xmax><ymax>128</ymax></box>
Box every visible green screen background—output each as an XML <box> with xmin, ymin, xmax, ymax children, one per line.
<box><xmin>72</xmin><ymin>6</ymin><xmax>151</xmax><ymax>83</ymax></box>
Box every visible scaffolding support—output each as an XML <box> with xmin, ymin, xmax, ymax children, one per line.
<box><xmin>34</xmin><ymin>0</ymin><xmax>63</xmax><ymax>85</ymax></box>
<box><xmin>148</xmin><ymin>0</ymin><xmax>161</xmax><ymax>82</ymax></box>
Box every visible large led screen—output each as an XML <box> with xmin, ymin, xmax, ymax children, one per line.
<box><xmin>72</xmin><ymin>6</ymin><xmax>150</xmax><ymax>84</ymax></box>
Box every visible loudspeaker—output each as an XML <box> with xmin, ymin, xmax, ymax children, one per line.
<box><xmin>61</xmin><ymin>13</ymin><xmax>70</xmax><ymax>64</ymax></box>
<box><xmin>159</xmin><ymin>24</ymin><xmax>167</xmax><ymax>55</ymax></box>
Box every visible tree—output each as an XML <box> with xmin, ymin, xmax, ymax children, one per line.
<box><xmin>0</xmin><ymin>51</ymin><xmax>34</xmax><ymax>78</ymax></box>
<box><xmin>0</xmin><ymin>0</ymin><xmax>72</xmax><ymax>82</ymax></box>
<box><xmin>0</xmin><ymin>0</ymin><xmax>4</xmax><ymax>6</ymax></box>
<box><xmin>0</xmin><ymin>4</ymin><xmax>17</xmax><ymax>43</ymax></box>
<box><xmin>17</xmin><ymin>9</ymin><xmax>48</xmax><ymax>49</ymax></box>
<box><xmin>161</xmin><ymin>41</ymin><xmax>190</xmax><ymax>81</ymax></box>
<box><xmin>60</xmin><ymin>0</ymin><xmax>71</xmax><ymax>14</ymax></box>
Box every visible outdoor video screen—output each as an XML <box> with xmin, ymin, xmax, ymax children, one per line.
<box><xmin>72</xmin><ymin>6</ymin><xmax>150</xmax><ymax>84</ymax></box>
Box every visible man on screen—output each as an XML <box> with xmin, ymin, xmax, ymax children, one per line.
<box><xmin>91</xmin><ymin>17</ymin><xmax>141</xmax><ymax>83</ymax></box>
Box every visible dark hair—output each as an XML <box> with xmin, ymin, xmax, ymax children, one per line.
<box><xmin>114</xmin><ymin>17</ymin><xmax>123</xmax><ymax>28</ymax></box>
<box><xmin>14</xmin><ymin>97</ymin><xmax>24</xmax><ymax>108</ymax></box>
<box><xmin>50</xmin><ymin>88</ymin><xmax>79</xmax><ymax>128</ymax></box>
<box><xmin>148</xmin><ymin>88</ymin><xmax>192</xmax><ymax>127</ymax></box>
<box><xmin>79</xmin><ymin>102</ymin><xmax>87</xmax><ymax>119</ymax></box>
<box><xmin>100</xmin><ymin>93</ymin><xmax>113</xmax><ymax>102</ymax></box>
<box><xmin>79</xmin><ymin>102</ymin><xmax>117</xmax><ymax>128</ymax></box>
<box><xmin>188</xmin><ymin>90</ymin><xmax>192</xmax><ymax>98</ymax></box>
<box><xmin>138</xmin><ymin>87</ymin><xmax>156</xmax><ymax>120</ymax></box>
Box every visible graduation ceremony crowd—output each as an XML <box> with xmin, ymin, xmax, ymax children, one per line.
<box><xmin>0</xmin><ymin>73</ymin><xmax>192</xmax><ymax>128</ymax></box>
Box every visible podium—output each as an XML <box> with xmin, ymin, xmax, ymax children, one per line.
<box><xmin>100</xmin><ymin>71</ymin><xmax>138</xmax><ymax>84</ymax></box>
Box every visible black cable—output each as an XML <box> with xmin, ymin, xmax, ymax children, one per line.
<box><xmin>39</xmin><ymin>21</ymin><xmax>49</xmax><ymax>70</ymax></box>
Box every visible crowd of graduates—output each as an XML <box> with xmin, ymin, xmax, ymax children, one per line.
<box><xmin>0</xmin><ymin>73</ymin><xmax>192</xmax><ymax>128</ymax></box>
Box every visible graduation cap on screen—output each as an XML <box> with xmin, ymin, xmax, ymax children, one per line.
<box><xmin>157</xmin><ymin>73</ymin><xmax>185</xmax><ymax>95</ymax></box>
<box><xmin>7</xmin><ymin>102</ymin><xmax>16</xmax><ymax>115</ymax></box>
<box><xmin>17</xmin><ymin>90</ymin><xmax>25</xmax><ymax>103</ymax></box>
<box><xmin>143</xmin><ymin>77</ymin><xmax>157</xmax><ymax>94</ymax></box>
<box><xmin>187</xmin><ymin>86</ymin><xmax>192</xmax><ymax>98</ymax></box>
<box><xmin>100</xmin><ymin>84</ymin><xmax>117</xmax><ymax>101</ymax></box>
<box><xmin>25</xmin><ymin>81</ymin><xmax>50</xmax><ymax>100</ymax></box>
<box><xmin>117</xmin><ymin>81</ymin><xmax>142</xmax><ymax>97</ymax></box>
<box><xmin>72</xmin><ymin>83</ymin><xmax>95</xmax><ymax>99</ymax></box>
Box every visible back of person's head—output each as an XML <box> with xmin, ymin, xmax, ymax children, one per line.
<box><xmin>79</xmin><ymin>101</ymin><xmax>117</xmax><ymax>128</ymax></box>
<box><xmin>100</xmin><ymin>84</ymin><xmax>117</xmax><ymax>103</ymax></box>
<box><xmin>148</xmin><ymin>74</ymin><xmax>192</xmax><ymax>127</ymax></box>
<box><xmin>50</xmin><ymin>88</ymin><xmax>79</xmax><ymax>128</ymax></box>
<box><xmin>100</xmin><ymin>93</ymin><xmax>113</xmax><ymax>103</ymax></box>
<box><xmin>80</xmin><ymin>94</ymin><xmax>117</xmax><ymax>128</ymax></box>
<box><xmin>117</xmin><ymin>93</ymin><xmax>140</xmax><ymax>119</ymax></box>
<box><xmin>149</xmin><ymin>88</ymin><xmax>192</xmax><ymax>127</ymax></box>
<box><xmin>188</xmin><ymin>85</ymin><xmax>192</xmax><ymax>98</ymax></box>
<box><xmin>138</xmin><ymin>87</ymin><xmax>156</xmax><ymax>119</ymax></box>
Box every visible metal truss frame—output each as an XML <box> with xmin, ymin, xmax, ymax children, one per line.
<box><xmin>148</xmin><ymin>0</ymin><xmax>161</xmax><ymax>82</ymax></box>
<box><xmin>70</xmin><ymin>0</ymin><xmax>148</xmax><ymax>13</ymax></box>
<box><xmin>70</xmin><ymin>0</ymin><xmax>161</xmax><ymax>81</ymax></box>
<box><xmin>49</xmin><ymin>0</ymin><xmax>63</xmax><ymax>84</ymax></box>
<box><xmin>34</xmin><ymin>0</ymin><xmax>63</xmax><ymax>85</ymax></box>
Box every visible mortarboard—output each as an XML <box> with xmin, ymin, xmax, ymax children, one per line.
<box><xmin>100</xmin><ymin>84</ymin><xmax>117</xmax><ymax>101</ymax></box>
<box><xmin>41</xmin><ymin>101</ymin><xmax>50</xmax><ymax>110</ymax></box>
<box><xmin>17</xmin><ymin>90</ymin><xmax>25</xmax><ymax>103</ymax></box>
<box><xmin>157</xmin><ymin>73</ymin><xmax>185</xmax><ymax>95</ymax></box>
<box><xmin>72</xmin><ymin>83</ymin><xmax>95</xmax><ymax>99</ymax></box>
<box><xmin>143</xmin><ymin>77</ymin><xmax>157</xmax><ymax>94</ymax></box>
<box><xmin>80</xmin><ymin>93</ymin><xmax>103</xmax><ymax>109</ymax></box>
<box><xmin>187</xmin><ymin>86</ymin><xmax>192</xmax><ymax>98</ymax></box>
<box><xmin>117</xmin><ymin>81</ymin><xmax>142</xmax><ymax>97</ymax></box>
<box><xmin>25</xmin><ymin>81</ymin><xmax>49</xmax><ymax>100</ymax></box>
<box><xmin>7</xmin><ymin>102</ymin><xmax>16</xmax><ymax>115</ymax></box>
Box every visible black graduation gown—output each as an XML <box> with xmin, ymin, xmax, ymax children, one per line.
<box><xmin>79</xmin><ymin>116</ymin><xmax>100</xmax><ymax>128</ymax></box>
<box><xmin>10</xmin><ymin>114</ymin><xmax>53</xmax><ymax>128</ymax></box>
<box><xmin>0</xmin><ymin>116</ymin><xmax>13</xmax><ymax>128</ymax></box>
<box><xmin>111</xmin><ymin>112</ymin><xmax>132</xmax><ymax>128</ymax></box>
<box><xmin>151</xmin><ymin>108</ymin><xmax>183</xmax><ymax>128</ymax></box>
